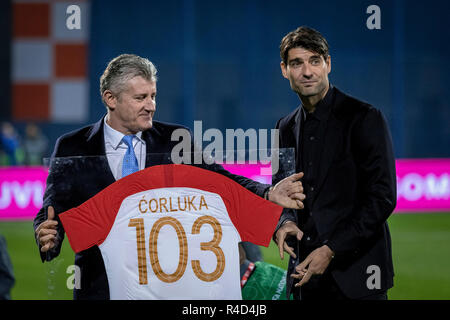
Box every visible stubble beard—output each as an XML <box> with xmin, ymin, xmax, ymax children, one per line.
<box><xmin>293</xmin><ymin>80</ymin><xmax>327</xmax><ymax>100</ymax></box>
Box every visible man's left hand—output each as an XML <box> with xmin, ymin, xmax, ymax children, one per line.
<box><xmin>290</xmin><ymin>245</ymin><xmax>335</xmax><ymax>287</ymax></box>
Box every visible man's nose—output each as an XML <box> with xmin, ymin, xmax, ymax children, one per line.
<box><xmin>144</xmin><ymin>98</ymin><xmax>156</xmax><ymax>111</ymax></box>
<box><xmin>302</xmin><ymin>63</ymin><xmax>313</xmax><ymax>78</ymax></box>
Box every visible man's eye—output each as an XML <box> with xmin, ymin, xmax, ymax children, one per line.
<box><xmin>311</xmin><ymin>59</ymin><xmax>320</xmax><ymax>65</ymax></box>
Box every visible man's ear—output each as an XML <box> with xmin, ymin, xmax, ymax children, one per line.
<box><xmin>326</xmin><ymin>55</ymin><xmax>331</xmax><ymax>74</ymax></box>
<box><xmin>103</xmin><ymin>90</ymin><xmax>116</xmax><ymax>110</ymax></box>
<box><xmin>280</xmin><ymin>61</ymin><xmax>288</xmax><ymax>79</ymax></box>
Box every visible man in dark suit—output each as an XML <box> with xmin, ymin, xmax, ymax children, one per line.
<box><xmin>273</xmin><ymin>27</ymin><xmax>396</xmax><ymax>300</ymax></box>
<box><xmin>34</xmin><ymin>54</ymin><xmax>305</xmax><ymax>299</ymax></box>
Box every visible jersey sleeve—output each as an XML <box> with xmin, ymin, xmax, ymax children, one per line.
<box><xmin>222</xmin><ymin>179</ymin><xmax>283</xmax><ymax>247</ymax></box>
<box><xmin>59</xmin><ymin>178</ymin><xmax>126</xmax><ymax>253</ymax></box>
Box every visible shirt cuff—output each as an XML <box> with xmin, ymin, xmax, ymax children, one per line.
<box><xmin>323</xmin><ymin>239</ymin><xmax>336</xmax><ymax>258</ymax></box>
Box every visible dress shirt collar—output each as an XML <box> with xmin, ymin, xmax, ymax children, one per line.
<box><xmin>103</xmin><ymin>116</ymin><xmax>144</xmax><ymax>150</ymax></box>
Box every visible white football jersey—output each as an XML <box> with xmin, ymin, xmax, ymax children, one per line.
<box><xmin>59</xmin><ymin>164</ymin><xmax>282</xmax><ymax>300</ymax></box>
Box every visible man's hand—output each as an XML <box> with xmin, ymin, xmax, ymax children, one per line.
<box><xmin>268</xmin><ymin>172</ymin><xmax>305</xmax><ymax>209</ymax></box>
<box><xmin>291</xmin><ymin>245</ymin><xmax>335</xmax><ymax>287</ymax></box>
<box><xmin>275</xmin><ymin>221</ymin><xmax>303</xmax><ymax>260</ymax></box>
<box><xmin>35</xmin><ymin>206</ymin><xmax>59</xmax><ymax>253</ymax></box>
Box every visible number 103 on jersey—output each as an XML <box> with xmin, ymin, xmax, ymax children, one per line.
<box><xmin>128</xmin><ymin>216</ymin><xmax>225</xmax><ymax>285</ymax></box>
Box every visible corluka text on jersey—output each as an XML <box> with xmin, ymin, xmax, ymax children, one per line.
<box><xmin>138</xmin><ymin>195</ymin><xmax>209</xmax><ymax>214</ymax></box>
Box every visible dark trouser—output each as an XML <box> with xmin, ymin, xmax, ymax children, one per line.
<box><xmin>292</xmin><ymin>270</ymin><xmax>387</xmax><ymax>300</ymax></box>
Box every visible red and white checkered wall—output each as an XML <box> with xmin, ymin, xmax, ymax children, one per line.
<box><xmin>12</xmin><ymin>0</ymin><xmax>90</xmax><ymax>123</ymax></box>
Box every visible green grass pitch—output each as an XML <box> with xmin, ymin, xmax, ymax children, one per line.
<box><xmin>0</xmin><ymin>212</ymin><xmax>449</xmax><ymax>300</ymax></box>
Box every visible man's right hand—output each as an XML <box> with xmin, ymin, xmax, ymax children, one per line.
<box><xmin>267</xmin><ymin>172</ymin><xmax>305</xmax><ymax>210</ymax></box>
<box><xmin>275</xmin><ymin>221</ymin><xmax>303</xmax><ymax>260</ymax></box>
<box><xmin>35</xmin><ymin>206</ymin><xmax>58</xmax><ymax>253</ymax></box>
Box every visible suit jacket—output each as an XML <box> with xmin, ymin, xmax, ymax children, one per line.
<box><xmin>33</xmin><ymin>117</ymin><xmax>268</xmax><ymax>299</ymax></box>
<box><xmin>274</xmin><ymin>86</ymin><xmax>396</xmax><ymax>299</ymax></box>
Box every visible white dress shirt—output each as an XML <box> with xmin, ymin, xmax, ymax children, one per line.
<box><xmin>103</xmin><ymin>117</ymin><xmax>146</xmax><ymax>180</ymax></box>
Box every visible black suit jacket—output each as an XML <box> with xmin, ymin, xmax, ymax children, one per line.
<box><xmin>274</xmin><ymin>86</ymin><xmax>396</xmax><ymax>299</ymax></box>
<box><xmin>33</xmin><ymin>117</ymin><xmax>268</xmax><ymax>299</ymax></box>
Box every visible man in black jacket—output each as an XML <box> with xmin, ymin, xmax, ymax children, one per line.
<box><xmin>33</xmin><ymin>54</ymin><xmax>305</xmax><ymax>299</ymax></box>
<box><xmin>273</xmin><ymin>26</ymin><xmax>396</xmax><ymax>300</ymax></box>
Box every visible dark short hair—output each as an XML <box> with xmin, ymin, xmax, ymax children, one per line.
<box><xmin>280</xmin><ymin>26</ymin><xmax>329</xmax><ymax>64</ymax></box>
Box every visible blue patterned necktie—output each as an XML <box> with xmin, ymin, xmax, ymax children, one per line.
<box><xmin>121</xmin><ymin>135</ymin><xmax>139</xmax><ymax>178</ymax></box>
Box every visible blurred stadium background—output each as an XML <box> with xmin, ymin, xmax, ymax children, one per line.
<box><xmin>0</xmin><ymin>0</ymin><xmax>449</xmax><ymax>299</ymax></box>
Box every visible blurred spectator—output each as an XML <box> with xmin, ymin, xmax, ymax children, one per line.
<box><xmin>0</xmin><ymin>234</ymin><xmax>15</xmax><ymax>300</ymax></box>
<box><xmin>23</xmin><ymin>123</ymin><xmax>48</xmax><ymax>166</ymax></box>
<box><xmin>0</xmin><ymin>122</ymin><xmax>20</xmax><ymax>165</ymax></box>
